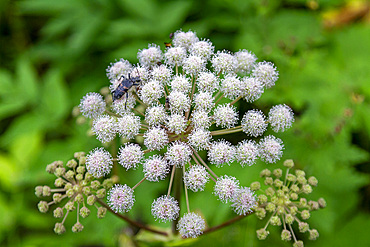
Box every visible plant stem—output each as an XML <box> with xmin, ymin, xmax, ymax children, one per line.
<box><xmin>183</xmin><ymin>166</ymin><xmax>190</xmax><ymax>213</ymax></box>
<box><xmin>172</xmin><ymin>166</ymin><xmax>182</xmax><ymax>234</ymax></box>
<box><xmin>167</xmin><ymin>165</ymin><xmax>176</xmax><ymax>196</ymax></box>
<box><xmin>192</xmin><ymin>150</ymin><xmax>219</xmax><ymax>180</ymax></box>
<box><xmin>96</xmin><ymin>199</ymin><xmax>168</xmax><ymax>236</ymax></box>
<box><xmin>230</xmin><ymin>95</ymin><xmax>242</xmax><ymax>105</ymax></box>
<box><xmin>132</xmin><ymin>177</ymin><xmax>147</xmax><ymax>190</ymax></box>
<box><xmin>202</xmin><ymin>212</ymin><xmax>253</xmax><ymax>235</ymax></box>
<box><xmin>211</xmin><ymin>128</ymin><xmax>243</xmax><ymax>136</ymax></box>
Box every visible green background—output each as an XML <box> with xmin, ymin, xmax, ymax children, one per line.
<box><xmin>1</xmin><ymin>0</ymin><xmax>370</xmax><ymax>246</ymax></box>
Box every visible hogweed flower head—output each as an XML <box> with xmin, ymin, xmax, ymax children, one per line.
<box><xmin>39</xmin><ymin>29</ymin><xmax>325</xmax><ymax>243</ymax></box>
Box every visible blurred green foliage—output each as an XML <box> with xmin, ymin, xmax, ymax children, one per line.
<box><xmin>1</xmin><ymin>0</ymin><xmax>370</xmax><ymax>246</ymax></box>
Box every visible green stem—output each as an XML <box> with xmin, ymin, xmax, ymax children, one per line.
<box><xmin>211</xmin><ymin>127</ymin><xmax>242</xmax><ymax>136</ymax></box>
<box><xmin>172</xmin><ymin>166</ymin><xmax>182</xmax><ymax>234</ymax></box>
<box><xmin>96</xmin><ymin>199</ymin><xmax>168</xmax><ymax>236</ymax></box>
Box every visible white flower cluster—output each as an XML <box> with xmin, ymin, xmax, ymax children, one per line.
<box><xmin>79</xmin><ymin>29</ymin><xmax>294</xmax><ymax>239</ymax></box>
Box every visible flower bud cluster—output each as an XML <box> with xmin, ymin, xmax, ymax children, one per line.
<box><xmin>254</xmin><ymin>159</ymin><xmax>326</xmax><ymax>246</ymax></box>
<box><xmin>35</xmin><ymin>152</ymin><xmax>113</xmax><ymax>234</ymax></box>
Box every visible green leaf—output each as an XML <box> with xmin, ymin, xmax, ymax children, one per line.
<box><xmin>40</xmin><ymin>69</ymin><xmax>69</xmax><ymax>120</ymax></box>
<box><xmin>16</xmin><ymin>57</ymin><xmax>39</xmax><ymax>105</ymax></box>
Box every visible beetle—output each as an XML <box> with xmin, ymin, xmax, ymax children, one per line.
<box><xmin>112</xmin><ymin>73</ymin><xmax>141</xmax><ymax>109</ymax></box>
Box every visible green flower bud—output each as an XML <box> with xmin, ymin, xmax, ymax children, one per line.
<box><xmin>256</xmin><ymin>207</ymin><xmax>266</xmax><ymax>219</ymax></box>
<box><xmin>80</xmin><ymin>206</ymin><xmax>90</xmax><ymax>218</ymax></box>
<box><xmin>256</xmin><ymin>228</ymin><xmax>269</xmax><ymax>240</ymax></box>
<box><xmin>53</xmin><ymin>207</ymin><xmax>64</xmax><ymax>218</ymax></box>
<box><xmin>309</xmin><ymin>229</ymin><xmax>319</xmax><ymax>240</ymax></box>
<box><xmin>301</xmin><ymin>209</ymin><xmax>310</xmax><ymax>220</ymax></box>
<box><xmin>295</xmin><ymin>169</ymin><xmax>305</xmax><ymax>177</ymax></box>
<box><xmin>293</xmin><ymin>240</ymin><xmax>304</xmax><ymax>247</ymax></box>
<box><xmin>67</xmin><ymin>159</ymin><xmax>78</xmax><ymax>169</ymax></box>
<box><xmin>73</xmin><ymin>185</ymin><xmax>81</xmax><ymax>193</ymax></box>
<box><xmin>76</xmin><ymin>174</ymin><xmax>83</xmax><ymax>181</ymax></box>
<box><xmin>258</xmin><ymin>194</ymin><xmax>268</xmax><ymax>204</ymax></box>
<box><xmin>82</xmin><ymin>186</ymin><xmax>91</xmax><ymax>195</ymax></box>
<box><xmin>64</xmin><ymin>170</ymin><xmax>75</xmax><ymax>180</ymax></box>
<box><xmin>54</xmin><ymin>177</ymin><xmax>65</xmax><ymax>187</ymax></box>
<box><xmin>38</xmin><ymin>201</ymin><xmax>49</xmax><ymax>213</ymax></box>
<box><xmin>309</xmin><ymin>200</ymin><xmax>319</xmax><ymax>210</ymax></box>
<box><xmin>264</xmin><ymin>177</ymin><xmax>273</xmax><ymax>186</ymax></box>
<box><xmin>75</xmin><ymin>194</ymin><xmax>84</xmax><ymax>204</ymax></box>
<box><xmin>270</xmin><ymin>216</ymin><xmax>281</xmax><ymax>226</ymax></box>
<box><xmin>297</xmin><ymin>175</ymin><xmax>307</xmax><ymax>185</ymax></box>
<box><xmin>66</xmin><ymin>189</ymin><xmax>75</xmax><ymax>198</ymax></box>
<box><xmin>65</xmin><ymin>201</ymin><xmax>76</xmax><ymax>211</ymax></box>
<box><xmin>79</xmin><ymin>156</ymin><xmax>86</xmax><ymax>165</ymax></box>
<box><xmin>65</xmin><ymin>183</ymin><xmax>73</xmax><ymax>190</ymax></box>
<box><xmin>274</xmin><ymin>179</ymin><xmax>283</xmax><ymax>188</ymax></box>
<box><xmin>282</xmin><ymin>186</ymin><xmax>289</xmax><ymax>193</ymax></box>
<box><xmin>42</xmin><ymin>186</ymin><xmax>51</xmax><ymax>197</ymax></box>
<box><xmin>250</xmin><ymin>181</ymin><xmax>261</xmax><ymax>191</ymax></box>
<box><xmin>46</xmin><ymin>162</ymin><xmax>57</xmax><ymax>174</ymax></box>
<box><xmin>72</xmin><ymin>222</ymin><xmax>84</xmax><ymax>233</ymax></box>
<box><xmin>290</xmin><ymin>192</ymin><xmax>298</xmax><ymax>200</ymax></box>
<box><xmin>290</xmin><ymin>205</ymin><xmax>298</xmax><ymax>215</ymax></box>
<box><xmin>273</xmin><ymin>169</ymin><xmax>283</xmax><ymax>178</ymax></box>
<box><xmin>85</xmin><ymin>172</ymin><xmax>93</xmax><ymax>182</ymax></box>
<box><xmin>54</xmin><ymin>222</ymin><xmax>66</xmax><ymax>235</ymax></box>
<box><xmin>91</xmin><ymin>180</ymin><xmax>101</xmax><ymax>190</ymax></box>
<box><xmin>276</xmin><ymin>189</ymin><xmax>284</xmax><ymax>197</ymax></box>
<box><xmin>318</xmin><ymin>198</ymin><xmax>327</xmax><ymax>208</ymax></box>
<box><xmin>97</xmin><ymin>207</ymin><xmax>107</xmax><ymax>218</ymax></box>
<box><xmin>35</xmin><ymin>186</ymin><xmax>43</xmax><ymax>197</ymax></box>
<box><xmin>76</xmin><ymin>116</ymin><xmax>86</xmax><ymax>125</ymax></box>
<box><xmin>287</xmin><ymin>174</ymin><xmax>296</xmax><ymax>183</ymax></box>
<box><xmin>298</xmin><ymin>222</ymin><xmax>309</xmax><ymax>233</ymax></box>
<box><xmin>308</xmin><ymin>176</ymin><xmax>318</xmax><ymax>186</ymax></box>
<box><xmin>285</xmin><ymin>213</ymin><xmax>294</xmax><ymax>224</ymax></box>
<box><xmin>276</xmin><ymin>206</ymin><xmax>285</xmax><ymax>215</ymax></box>
<box><xmin>260</xmin><ymin>169</ymin><xmax>271</xmax><ymax>177</ymax></box>
<box><xmin>281</xmin><ymin>229</ymin><xmax>291</xmax><ymax>241</ymax></box>
<box><xmin>299</xmin><ymin>198</ymin><xmax>307</xmax><ymax>207</ymax></box>
<box><xmin>283</xmin><ymin>159</ymin><xmax>294</xmax><ymax>168</ymax></box>
<box><xmin>291</xmin><ymin>184</ymin><xmax>300</xmax><ymax>193</ymax></box>
<box><xmin>74</xmin><ymin>152</ymin><xmax>86</xmax><ymax>160</ymax></box>
<box><xmin>54</xmin><ymin>167</ymin><xmax>66</xmax><ymax>177</ymax></box>
<box><xmin>265</xmin><ymin>187</ymin><xmax>275</xmax><ymax>197</ymax></box>
<box><xmin>102</xmin><ymin>178</ymin><xmax>114</xmax><ymax>189</ymax></box>
<box><xmin>76</xmin><ymin>166</ymin><xmax>85</xmax><ymax>174</ymax></box>
<box><xmin>302</xmin><ymin>184</ymin><xmax>312</xmax><ymax>194</ymax></box>
<box><xmin>53</xmin><ymin>193</ymin><xmax>63</xmax><ymax>203</ymax></box>
<box><xmin>96</xmin><ymin>188</ymin><xmax>106</xmax><ymax>199</ymax></box>
<box><xmin>87</xmin><ymin>195</ymin><xmax>96</xmax><ymax>205</ymax></box>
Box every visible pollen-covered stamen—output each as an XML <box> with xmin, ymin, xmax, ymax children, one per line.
<box><xmin>177</xmin><ymin>212</ymin><xmax>205</xmax><ymax>238</ymax></box>
<box><xmin>92</xmin><ymin>115</ymin><xmax>117</xmax><ymax>143</ymax></box>
<box><xmin>137</xmin><ymin>43</ymin><xmax>163</xmax><ymax>68</ymax></box>
<box><xmin>241</xmin><ymin>110</ymin><xmax>268</xmax><ymax>137</ymax></box>
<box><xmin>165</xmin><ymin>141</ymin><xmax>192</xmax><ymax>167</ymax></box>
<box><xmin>106</xmin><ymin>58</ymin><xmax>132</xmax><ymax>81</ymax></box>
<box><xmin>252</xmin><ymin>61</ymin><xmax>279</xmax><ymax>88</ymax></box>
<box><xmin>143</xmin><ymin>155</ymin><xmax>170</xmax><ymax>182</ymax></box>
<box><xmin>234</xmin><ymin>49</ymin><xmax>257</xmax><ymax>73</ymax></box>
<box><xmin>207</xmin><ymin>140</ymin><xmax>236</xmax><ymax>167</ymax></box>
<box><xmin>79</xmin><ymin>92</ymin><xmax>106</xmax><ymax>119</ymax></box>
<box><xmin>86</xmin><ymin>147</ymin><xmax>113</xmax><ymax>178</ymax></box>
